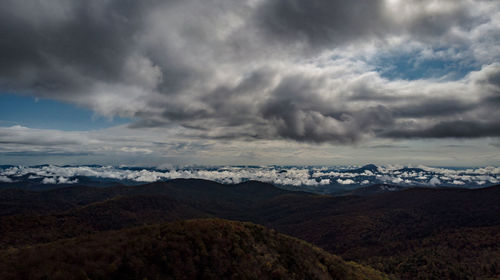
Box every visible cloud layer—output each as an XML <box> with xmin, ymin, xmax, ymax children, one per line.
<box><xmin>1</xmin><ymin>165</ymin><xmax>498</xmax><ymax>190</ymax></box>
<box><xmin>1</xmin><ymin>0</ymin><xmax>500</xmax><ymax>145</ymax></box>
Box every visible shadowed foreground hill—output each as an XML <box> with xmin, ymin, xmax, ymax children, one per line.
<box><xmin>0</xmin><ymin>218</ymin><xmax>387</xmax><ymax>280</ymax></box>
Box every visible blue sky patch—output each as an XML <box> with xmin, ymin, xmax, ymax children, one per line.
<box><xmin>0</xmin><ymin>93</ymin><xmax>130</xmax><ymax>131</ymax></box>
<box><xmin>373</xmin><ymin>50</ymin><xmax>479</xmax><ymax>81</ymax></box>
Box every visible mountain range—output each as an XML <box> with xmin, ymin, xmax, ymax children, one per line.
<box><xmin>1</xmin><ymin>164</ymin><xmax>499</xmax><ymax>194</ymax></box>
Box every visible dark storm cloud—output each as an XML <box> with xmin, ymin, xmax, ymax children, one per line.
<box><xmin>262</xmin><ymin>101</ymin><xmax>394</xmax><ymax>143</ymax></box>
<box><xmin>403</xmin><ymin>2</ymin><xmax>478</xmax><ymax>39</ymax></box>
<box><xmin>256</xmin><ymin>0</ymin><xmax>478</xmax><ymax>50</ymax></box>
<box><xmin>0</xmin><ymin>0</ymin><xmax>499</xmax><ymax>145</ymax></box>
<box><xmin>382</xmin><ymin>120</ymin><xmax>500</xmax><ymax>139</ymax></box>
<box><xmin>368</xmin><ymin>144</ymin><xmax>410</xmax><ymax>149</ymax></box>
<box><xmin>476</xmin><ymin>63</ymin><xmax>500</xmax><ymax>93</ymax></box>
<box><xmin>486</xmin><ymin>71</ymin><xmax>500</xmax><ymax>89</ymax></box>
<box><xmin>379</xmin><ymin>64</ymin><xmax>500</xmax><ymax>139</ymax></box>
<box><xmin>256</xmin><ymin>0</ymin><xmax>388</xmax><ymax>48</ymax></box>
<box><xmin>165</xmin><ymin>68</ymin><xmax>275</xmax><ymax>127</ymax></box>
<box><xmin>391</xmin><ymin>98</ymin><xmax>478</xmax><ymax>118</ymax></box>
<box><xmin>0</xmin><ymin>0</ymin><xmax>165</xmax><ymax>95</ymax></box>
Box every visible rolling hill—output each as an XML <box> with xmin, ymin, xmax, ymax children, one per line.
<box><xmin>0</xmin><ymin>218</ymin><xmax>388</xmax><ymax>280</ymax></box>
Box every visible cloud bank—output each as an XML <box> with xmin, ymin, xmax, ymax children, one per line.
<box><xmin>1</xmin><ymin>0</ymin><xmax>500</xmax><ymax>145</ymax></box>
<box><xmin>1</xmin><ymin>165</ymin><xmax>498</xmax><ymax>190</ymax></box>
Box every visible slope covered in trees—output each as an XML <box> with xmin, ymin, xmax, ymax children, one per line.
<box><xmin>1</xmin><ymin>179</ymin><xmax>499</xmax><ymax>279</ymax></box>
<box><xmin>0</xmin><ymin>218</ymin><xmax>388</xmax><ymax>280</ymax></box>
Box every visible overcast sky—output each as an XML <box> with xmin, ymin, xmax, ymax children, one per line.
<box><xmin>1</xmin><ymin>0</ymin><xmax>500</xmax><ymax>167</ymax></box>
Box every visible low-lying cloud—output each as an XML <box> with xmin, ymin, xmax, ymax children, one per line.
<box><xmin>1</xmin><ymin>165</ymin><xmax>498</xmax><ymax>189</ymax></box>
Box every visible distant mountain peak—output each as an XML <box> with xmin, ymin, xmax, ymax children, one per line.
<box><xmin>361</xmin><ymin>164</ymin><xmax>379</xmax><ymax>171</ymax></box>
<box><xmin>343</xmin><ymin>164</ymin><xmax>379</xmax><ymax>174</ymax></box>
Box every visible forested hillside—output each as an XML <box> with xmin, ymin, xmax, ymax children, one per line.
<box><xmin>1</xmin><ymin>179</ymin><xmax>499</xmax><ymax>279</ymax></box>
<box><xmin>0</xmin><ymin>218</ymin><xmax>387</xmax><ymax>280</ymax></box>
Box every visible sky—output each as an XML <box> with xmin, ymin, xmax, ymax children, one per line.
<box><xmin>1</xmin><ymin>0</ymin><xmax>500</xmax><ymax>167</ymax></box>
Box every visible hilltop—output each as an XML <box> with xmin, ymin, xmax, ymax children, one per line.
<box><xmin>0</xmin><ymin>218</ymin><xmax>387</xmax><ymax>280</ymax></box>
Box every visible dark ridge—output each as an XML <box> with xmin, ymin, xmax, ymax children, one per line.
<box><xmin>395</xmin><ymin>167</ymin><xmax>426</xmax><ymax>173</ymax></box>
<box><xmin>339</xmin><ymin>184</ymin><xmax>405</xmax><ymax>196</ymax></box>
<box><xmin>341</xmin><ymin>164</ymin><xmax>379</xmax><ymax>173</ymax></box>
<box><xmin>0</xmin><ymin>219</ymin><xmax>388</xmax><ymax>280</ymax></box>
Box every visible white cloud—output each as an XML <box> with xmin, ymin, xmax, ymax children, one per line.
<box><xmin>0</xmin><ymin>175</ymin><xmax>13</xmax><ymax>183</ymax></box>
<box><xmin>42</xmin><ymin>177</ymin><xmax>57</xmax><ymax>184</ymax></box>
<box><xmin>429</xmin><ymin>177</ymin><xmax>441</xmax><ymax>186</ymax></box>
<box><xmin>337</xmin><ymin>179</ymin><xmax>355</xmax><ymax>185</ymax></box>
<box><xmin>391</xmin><ymin>177</ymin><xmax>403</xmax><ymax>184</ymax></box>
<box><xmin>56</xmin><ymin>177</ymin><xmax>79</xmax><ymax>184</ymax></box>
<box><xmin>1</xmin><ymin>164</ymin><xmax>498</xmax><ymax>188</ymax></box>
